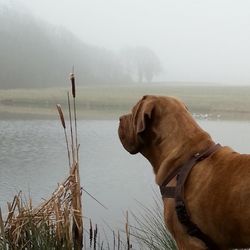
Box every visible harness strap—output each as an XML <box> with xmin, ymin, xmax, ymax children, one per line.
<box><xmin>175</xmin><ymin>199</ymin><xmax>219</xmax><ymax>249</ymax></box>
<box><xmin>160</xmin><ymin>143</ymin><xmax>221</xmax><ymax>250</ymax></box>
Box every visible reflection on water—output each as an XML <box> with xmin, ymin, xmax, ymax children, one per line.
<box><xmin>0</xmin><ymin>120</ymin><xmax>68</xmax><ymax>205</ymax></box>
<box><xmin>198</xmin><ymin>120</ymin><xmax>250</xmax><ymax>153</ymax></box>
<box><xmin>0</xmin><ymin>119</ymin><xmax>250</xmax><ymax>229</ymax></box>
<box><xmin>0</xmin><ymin>120</ymin><xmax>156</xmax><ymax>229</ymax></box>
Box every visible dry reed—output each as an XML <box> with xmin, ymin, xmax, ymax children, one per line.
<box><xmin>0</xmin><ymin>72</ymin><xmax>83</xmax><ymax>249</ymax></box>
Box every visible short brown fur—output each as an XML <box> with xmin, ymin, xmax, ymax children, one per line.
<box><xmin>118</xmin><ymin>95</ymin><xmax>250</xmax><ymax>250</ymax></box>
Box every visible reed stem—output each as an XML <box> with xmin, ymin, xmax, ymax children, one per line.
<box><xmin>125</xmin><ymin>211</ymin><xmax>131</xmax><ymax>250</ymax></box>
<box><xmin>67</xmin><ymin>92</ymin><xmax>75</xmax><ymax>163</ymax></box>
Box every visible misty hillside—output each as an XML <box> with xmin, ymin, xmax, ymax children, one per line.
<box><xmin>0</xmin><ymin>4</ymin><xmax>131</xmax><ymax>89</ymax></box>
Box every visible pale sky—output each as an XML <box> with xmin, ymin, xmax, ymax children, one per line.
<box><xmin>4</xmin><ymin>0</ymin><xmax>250</xmax><ymax>84</ymax></box>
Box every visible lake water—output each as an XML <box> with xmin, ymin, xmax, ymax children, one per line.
<box><xmin>1</xmin><ymin>119</ymin><xmax>250</xmax><ymax>232</ymax></box>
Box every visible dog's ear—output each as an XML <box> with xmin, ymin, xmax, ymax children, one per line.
<box><xmin>135</xmin><ymin>100</ymin><xmax>154</xmax><ymax>134</ymax></box>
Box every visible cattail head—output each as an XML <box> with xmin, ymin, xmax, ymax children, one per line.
<box><xmin>56</xmin><ymin>104</ymin><xmax>66</xmax><ymax>129</ymax></box>
<box><xmin>70</xmin><ymin>73</ymin><xmax>76</xmax><ymax>98</ymax></box>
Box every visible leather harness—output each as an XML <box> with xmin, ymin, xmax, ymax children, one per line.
<box><xmin>160</xmin><ymin>143</ymin><xmax>221</xmax><ymax>250</ymax></box>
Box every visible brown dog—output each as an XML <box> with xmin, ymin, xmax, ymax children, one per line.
<box><xmin>118</xmin><ymin>95</ymin><xmax>250</xmax><ymax>250</ymax></box>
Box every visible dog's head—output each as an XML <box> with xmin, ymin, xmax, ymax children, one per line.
<box><xmin>118</xmin><ymin>95</ymin><xmax>188</xmax><ymax>155</ymax></box>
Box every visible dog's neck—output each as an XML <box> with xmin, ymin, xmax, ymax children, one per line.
<box><xmin>141</xmin><ymin>130</ymin><xmax>215</xmax><ymax>186</ymax></box>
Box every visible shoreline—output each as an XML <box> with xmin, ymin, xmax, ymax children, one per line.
<box><xmin>1</xmin><ymin>109</ymin><xmax>250</xmax><ymax>121</ymax></box>
<box><xmin>1</xmin><ymin>84</ymin><xmax>250</xmax><ymax>121</ymax></box>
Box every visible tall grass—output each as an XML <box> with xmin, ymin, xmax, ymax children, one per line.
<box><xmin>129</xmin><ymin>196</ymin><xmax>177</xmax><ymax>250</ymax></box>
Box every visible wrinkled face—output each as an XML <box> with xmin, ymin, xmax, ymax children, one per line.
<box><xmin>118</xmin><ymin>98</ymin><xmax>145</xmax><ymax>154</ymax></box>
<box><xmin>118</xmin><ymin>95</ymin><xmax>189</xmax><ymax>155</ymax></box>
<box><xmin>118</xmin><ymin>114</ymin><xmax>140</xmax><ymax>154</ymax></box>
<box><xmin>118</xmin><ymin>95</ymin><xmax>161</xmax><ymax>154</ymax></box>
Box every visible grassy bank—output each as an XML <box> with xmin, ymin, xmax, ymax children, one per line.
<box><xmin>1</xmin><ymin>84</ymin><xmax>250</xmax><ymax>120</ymax></box>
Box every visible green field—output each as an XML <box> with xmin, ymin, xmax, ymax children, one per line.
<box><xmin>1</xmin><ymin>84</ymin><xmax>250</xmax><ymax>120</ymax></box>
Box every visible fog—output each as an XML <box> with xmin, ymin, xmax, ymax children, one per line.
<box><xmin>2</xmin><ymin>0</ymin><xmax>250</xmax><ymax>86</ymax></box>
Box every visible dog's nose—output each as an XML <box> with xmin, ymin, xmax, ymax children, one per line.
<box><xmin>119</xmin><ymin>115</ymin><xmax>125</xmax><ymax>122</ymax></box>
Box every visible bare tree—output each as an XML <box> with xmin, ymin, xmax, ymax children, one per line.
<box><xmin>120</xmin><ymin>46</ymin><xmax>162</xmax><ymax>83</ymax></box>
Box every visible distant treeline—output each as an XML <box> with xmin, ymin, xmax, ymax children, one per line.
<box><xmin>0</xmin><ymin>4</ymin><xmax>161</xmax><ymax>89</ymax></box>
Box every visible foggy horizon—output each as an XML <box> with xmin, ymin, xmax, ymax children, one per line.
<box><xmin>2</xmin><ymin>0</ymin><xmax>250</xmax><ymax>85</ymax></box>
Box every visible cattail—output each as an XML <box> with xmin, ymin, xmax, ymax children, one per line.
<box><xmin>70</xmin><ymin>73</ymin><xmax>76</xmax><ymax>98</ymax></box>
<box><xmin>94</xmin><ymin>224</ymin><xmax>98</xmax><ymax>250</ymax></box>
<box><xmin>89</xmin><ymin>219</ymin><xmax>93</xmax><ymax>247</ymax></box>
<box><xmin>117</xmin><ymin>230</ymin><xmax>120</xmax><ymax>250</ymax></box>
<box><xmin>57</xmin><ymin>103</ymin><xmax>71</xmax><ymax>167</ymax></box>
<box><xmin>56</xmin><ymin>104</ymin><xmax>66</xmax><ymax>129</ymax></box>
<box><xmin>69</xmin><ymin>71</ymin><xmax>78</xmax><ymax>162</ymax></box>
<box><xmin>67</xmin><ymin>92</ymin><xmax>75</xmax><ymax>163</ymax></box>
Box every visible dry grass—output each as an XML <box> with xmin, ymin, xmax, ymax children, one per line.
<box><xmin>0</xmin><ymin>73</ymin><xmax>83</xmax><ymax>249</ymax></box>
<box><xmin>0</xmin><ymin>164</ymin><xmax>79</xmax><ymax>249</ymax></box>
<box><xmin>1</xmin><ymin>84</ymin><xmax>250</xmax><ymax>120</ymax></box>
